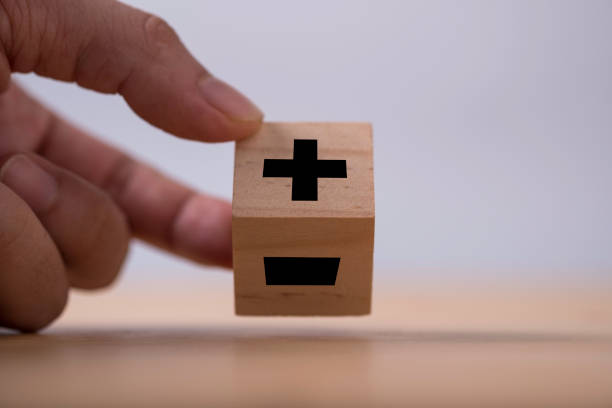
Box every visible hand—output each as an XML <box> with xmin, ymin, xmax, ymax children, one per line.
<box><xmin>0</xmin><ymin>0</ymin><xmax>263</xmax><ymax>332</ymax></box>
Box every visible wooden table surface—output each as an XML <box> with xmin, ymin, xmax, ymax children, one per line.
<box><xmin>1</xmin><ymin>275</ymin><xmax>611</xmax><ymax>407</ymax></box>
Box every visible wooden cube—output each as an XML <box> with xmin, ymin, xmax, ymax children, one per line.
<box><xmin>232</xmin><ymin>122</ymin><xmax>374</xmax><ymax>315</ymax></box>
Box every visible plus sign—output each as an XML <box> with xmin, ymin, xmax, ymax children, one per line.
<box><xmin>263</xmin><ymin>139</ymin><xmax>347</xmax><ymax>201</ymax></box>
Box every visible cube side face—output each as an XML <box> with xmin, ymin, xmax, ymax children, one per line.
<box><xmin>233</xmin><ymin>122</ymin><xmax>374</xmax><ymax>219</ymax></box>
<box><xmin>233</xmin><ymin>216</ymin><xmax>374</xmax><ymax>315</ymax></box>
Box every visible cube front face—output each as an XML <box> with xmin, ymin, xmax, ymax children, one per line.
<box><xmin>232</xmin><ymin>123</ymin><xmax>374</xmax><ymax>316</ymax></box>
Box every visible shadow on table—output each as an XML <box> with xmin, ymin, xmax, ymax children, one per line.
<box><xmin>1</xmin><ymin>325</ymin><xmax>610</xmax><ymax>345</ymax></box>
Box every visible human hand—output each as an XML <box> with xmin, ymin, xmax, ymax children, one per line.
<box><xmin>0</xmin><ymin>0</ymin><xmax>263</xmax><ymax>331</ymax></box>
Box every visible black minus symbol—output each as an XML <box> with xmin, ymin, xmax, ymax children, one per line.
<box><xmin>264</xmin><ymin>257</ymin><xmax>340</xmax><ymax>285</ymax></box>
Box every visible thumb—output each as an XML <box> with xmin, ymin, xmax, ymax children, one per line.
<box><xmin>0</xmin><ymin>181</ymin><xmax>68</xmax><ymax>332</ymax></box>
<box><xmin>0</xmin><ymin>0</ymin><xmax>263</xmax><ymax>142</ymax></box>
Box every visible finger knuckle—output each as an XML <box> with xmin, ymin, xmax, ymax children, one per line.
<box><xmin>0</xmin><ymin>0</ymin><xmax>67</xmax><ymax>74</ymax></box>
<box><xmin>142</xmin><ymin>13</ymin><xmax>181</xmax><ymax>57</ymax></box>
<box><xmin>0</xmin><ymin>0</ymin><xmax>22</xmax><ymax>47</ymax></box>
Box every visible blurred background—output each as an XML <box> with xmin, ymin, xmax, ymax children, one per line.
<box><xmin>17</xmin><ymin>0</ymin><xmax>612</xmax><ymax>285</ymax></box>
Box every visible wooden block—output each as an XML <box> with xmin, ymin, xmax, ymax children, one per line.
<box><xmin>232</xmin><ymin>122</ymin><xmax>374</xmax><ymax>316</ymax></box>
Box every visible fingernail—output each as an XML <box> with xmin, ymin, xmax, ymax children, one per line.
<box><xmin>0</xmin><ymin>155</ymin><xmax>58</xmax><ymax>213</ymax></box>
<box><xmin>198</xmin><ymin>76</ymin><xmax>263</xmax><ymax>122</ymax></box>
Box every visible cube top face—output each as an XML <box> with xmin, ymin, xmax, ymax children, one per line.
<box><xmin>233</xmin><ymin>122</ymin><xmax>374</xmax><ymax>219</ymax></box>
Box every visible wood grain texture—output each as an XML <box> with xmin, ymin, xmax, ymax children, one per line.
<box><xmin>233</xmin><ymin>122</ymin><xmax>374</xmax><ymax>218</ymax></box>
<box><xmin>1</xmin><ymin>279</ymin><xmax>612</xmax><ymax>408</ymax></box>
<box><xmin>232</xmin><ymin>123</ymin><xmax>374</xmax><ymax>315</ymax></box>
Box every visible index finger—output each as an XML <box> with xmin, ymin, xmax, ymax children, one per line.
<box><xmin>0</xmin><ymin>0</ymin><xmax>263</xmax><ymax>142</ymax></box>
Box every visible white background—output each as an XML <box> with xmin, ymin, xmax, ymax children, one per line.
<box><xmin>18</xmin><ymin>0</ymin><xmax>612</xmax><ymax>283</ymax></box>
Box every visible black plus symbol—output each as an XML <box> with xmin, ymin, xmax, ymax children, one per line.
<box><xmin>263</xmin><ymin>139</ymin><xmax>347</xmax><ymax>201</ymax></box>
